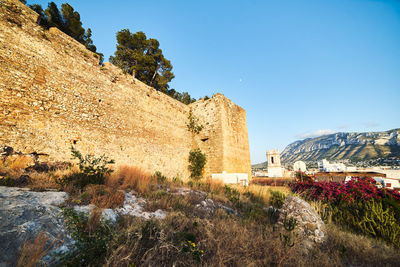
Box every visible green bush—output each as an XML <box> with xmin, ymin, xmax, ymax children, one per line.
<box><xmin>57</xmin><ymin>146</ymin><xmax>114</xmax><ymax>189</ymax></box>
<box><xmin>172</xmin><ymin>176</ymin><xmax>184</xmax><ymax>186</ymax></box>
<box><xmin>280</xmin><ymin>212</ymin><xmax>297</xmax><ymax>247</ymax></box>
<box><xmin>188</xmin><ymin>148</ymin><xmax>206</xmax><ymax>180</ymax></box>
<box><xmin>153</xmin><ymin>171</ymin><xmax>167</xmax><ymax>184</ymax></box>
<box><xmin>270</xmin><ymin>190</ymin><xmax>286</xmax><ymax>209</ymax></box>
<box><xmin>0</xmin><ymin>176</ymin><xmax>16</xmax><ymax>186</ymax></box>
<box><xmin>60</xmin><ymin>208</ymin><xmax>114</xmax><ymax>266</ymax></box>
<box><xmin>224</xmin><ymin>185</ymin><xmax>241</xmax><ymax>208</ymax></box>
<box><xmin>332</xmin><ymin>199</ymin><xmax>400</xmax><ymax>248</ymax></box>
<box><xmin>186</xmin><ymin>110</ymin><xmax>203</xmax><ymax>134</ymax></box>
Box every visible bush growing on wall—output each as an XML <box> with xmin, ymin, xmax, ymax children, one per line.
<box><xmin>188</xmin><ymin>149</ymin><xmax>207</xmax><ymax>180</ymax></box>
<box><xmin>186</xmin><ymin>110</ymin><xmax>203</xmax><ymax>134</ymax></box>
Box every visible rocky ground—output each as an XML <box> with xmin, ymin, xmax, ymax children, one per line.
<box><xmin>0</xmin><ymin>187</ymin><xmax>71</xmax><ymax>267</ymax></box>
<box><xmin>0</xmin><ymin>184</ymin><xmax>329</xmax><ymax>266</ymax></box>
<box><xmin>0</xmin><ymin>186</ymin><xmax>168</xmax><ymax>266</ymax></box>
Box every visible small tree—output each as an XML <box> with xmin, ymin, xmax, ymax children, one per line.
<box><xmin>186</xmin><ymin>110</ymin><xmax>203</xmax><ymax>134</ymax></box>
<box><xmin>188</xmin><ymin>149</ymin><xmax>207</xmax><ymax>180</ymax></box>
<box><xmin>57</xmin><ymin>146</ymin><xmax>115</xmax><ymax>189</ymax></box>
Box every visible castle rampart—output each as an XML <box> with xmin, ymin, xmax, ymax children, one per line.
<box><xmin>0</xmin><ymin>0</ymin><xmax>251</xmax><ymax>179</ymax></box>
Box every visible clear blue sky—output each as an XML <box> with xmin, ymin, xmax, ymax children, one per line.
<box><xmin>31</xmin><ymin>0</ymin><xmax>400</xmax><ymax>164</ymax></box>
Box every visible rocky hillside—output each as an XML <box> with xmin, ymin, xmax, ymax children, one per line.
<box><xmin>281</xmin><ymin>128</ymin><xmax>400</xmax><ymax>163</ymax></box>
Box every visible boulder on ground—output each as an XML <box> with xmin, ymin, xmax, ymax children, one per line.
<box><xmin>0</xmin><ymin>186</ymin><xmax>72</xmax><ymax>267</ymax></box>
<box><xmin>277</xmin><ymin>196</ymin><xmax>326</xmax><ymax>250</ymax></box>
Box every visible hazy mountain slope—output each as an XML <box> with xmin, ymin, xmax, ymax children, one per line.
<box><xmin>252</xmin><ymin>161</ymin><xmax>267</xmax><ymax>169</ymax></box>
<box><xmin>280</xmin><ymin>128</ymin><xmax>400</xmax><ymax>163</ymax></box>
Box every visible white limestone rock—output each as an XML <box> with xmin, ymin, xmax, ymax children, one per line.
<box><xmin>0</xmin><ymin>186</ymin><xmax>72</xmax><ymax>267</ymax></box>
<box><xmin>278</xmin><ymin>196</ymin><xmax>326</xmax><ymax>251</ymax></box>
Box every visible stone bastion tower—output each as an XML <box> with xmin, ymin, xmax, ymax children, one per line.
<box><xmin>0</xmin><ymin>0</ymin><xmax>252</xmax><ymax>181</ymax></box>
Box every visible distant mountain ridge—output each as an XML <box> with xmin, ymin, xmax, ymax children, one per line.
<box><xmin>280</xmin><ymin>128</ymin><xmax>400</xmax><ymax>163</ymax></box>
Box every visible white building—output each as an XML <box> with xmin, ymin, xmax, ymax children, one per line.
<box><xmin>254</xmin><ymin>170</ymin><xmax>268</xmax><ymax>177</ymax></box>
<box><xmin>212</xmin><ymin>172</ymin><xmax>249</xmax><ymax>186</ymax></box>
<box><xmin>318</xmin><ymin>159</ymin><xmax>347</xmax><ymax>172</ymax></box>
<box><xmin>382</xmin><ymin>177</ymin><xmax>400</xmax><ymax>190</ymax></box>
<box><xmin>359</xmin><ymin>168</ymin><xmax>400</xmax><ymax>190</ymax></box>
<box><xmin>266</xmin><ymin>149</ymin><xmax>283</xmax><ymax>177</ymax></box>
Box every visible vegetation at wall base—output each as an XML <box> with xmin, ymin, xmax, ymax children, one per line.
<box><xmin>56</xmin><ymin>146</ymin><xmax>114</xmax><ymax>190</ymax></box>
<box><xmin>188</xmin><ymin>148</ymin><xmax>207</xmax><ymax>180</ymax></box>
<box><xmin>59</xmin><ymin>208</ymin><xmax>400</xmax><ymax>267</ymax></box>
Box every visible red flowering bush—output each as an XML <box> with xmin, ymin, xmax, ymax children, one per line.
<box><xmin>290</xmin><ymin>177</ymin><xmax>400</xmax><ymax>205</ymax></box>
<box><xmin>289</xmin><ymin>177</ymin><xmax>400</xmax><ymax>248</ymax></box>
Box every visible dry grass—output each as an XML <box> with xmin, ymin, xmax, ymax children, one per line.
<box><xmin>0</xmin><ymin>158</ymin><xmax>23</xmax><ymax>178</ymax></box>
<box><xmin>52</xmin><ymin>164</ymin><xmax>80</xmax><ymax>179</ymax></box>
<box><xmin>231</xmin><ymin>184</ymin><xmax>290</xmax><ymax>205</ymax></box>
<box><xmin>85</xmin><ymin>184</ymin><xmax>125</xmax><ymax>209</ymax></box>
<box><xmin>5</xmin><ymin>155</ymin><xmax>34</xmax><ymax>170</ymax></box>
<box><xmin>320</xmin><ymin>224</ymin><xmax>400</xmax><ymax>266</ymax></box>
<box><xmin>17</xmin><ymin>232</ymin><xmax>50</xmax><ymax>267</ymax></box>
<box><xmin>187</xmin><ymin>178</ymin><xmax>228</xmax><ymax>202</ymax></box>
<box><xmin>103</xmin><ymin>211</ymin><xmax>400</xmax><ymax>267</ymax></box>
<box><xmin>0</xmin><ymin>155</ymin><xmax>34</xmax><ymax>180</ymax></box>
<box><xmin>104</xmin><ymin>212</ymin><xmax>302</xmax><ymax>267</ymax></box>
<box><xmin>0</xmin><ymin>157</ymin><xmax>79</xmax><ymax>191</ymax></box>
<box><xmin>206</xmin><ymin>178</ymin><xmax>225</xmax><ymax>194</ymax></box>
<box><xmin>251</xmin><ymin>177</ymin><xmax>295</xmax><ymax>186</ymax></box>
<box><xmin>28</xmin><ymin>164</ymin><xmax>80</xmax><ymax>191</ymax></box>
<box><xmin>28</xmin><ymin>172</ymin><xmax>59</xmax><ymax>191</ymax></box>
<box><xmin>146</xmin><ymin>190</ymin><xmax>203</xmax><ymax>213</ymax></box>
<box><xmin>107</xmin><ymin>165</ymin><xmax>155</xmax><ymax>195</ymax></box>
<box><xmin>86</xmin><ymin>207</ymin><xmax>102</xmax><ymax>233</ymax></box>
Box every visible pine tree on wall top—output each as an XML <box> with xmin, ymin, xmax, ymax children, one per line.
<box><xmin>110</xmin><ymin>29</ymin><xmax>174</xmax><ymax>93</ymax></box>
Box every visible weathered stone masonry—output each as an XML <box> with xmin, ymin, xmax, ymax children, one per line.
<box><xmin>0</xmin><ymin>0</ymin><xmax>251</xmax><ymax>179</ymax></box>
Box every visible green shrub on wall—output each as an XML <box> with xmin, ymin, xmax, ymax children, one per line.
<box><xmin>186</xmin><ymin>110</ymin><xmax>203</xmax><ymax>134</ymax></box>
<box><xmin>188</xmin><ymin>149</ymin><xmax>207</xmax><ymax>180</ymax></box>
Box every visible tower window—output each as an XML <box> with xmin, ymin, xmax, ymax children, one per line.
<box><xmin>271</xmin><ymin>156</ymin><xmax>274</xmax><ymax>164</ymax></box>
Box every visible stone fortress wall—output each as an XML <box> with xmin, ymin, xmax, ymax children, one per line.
<box><xmin>0</xmin><ymin>0</ymin><xmax>251</xmax><ymax>179</ymax></box>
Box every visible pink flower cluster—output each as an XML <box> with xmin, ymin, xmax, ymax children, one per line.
<box><xmin>290</xmin><ymin>177</ymin><xmax>400</xmax><ymax>205</ymax></box>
